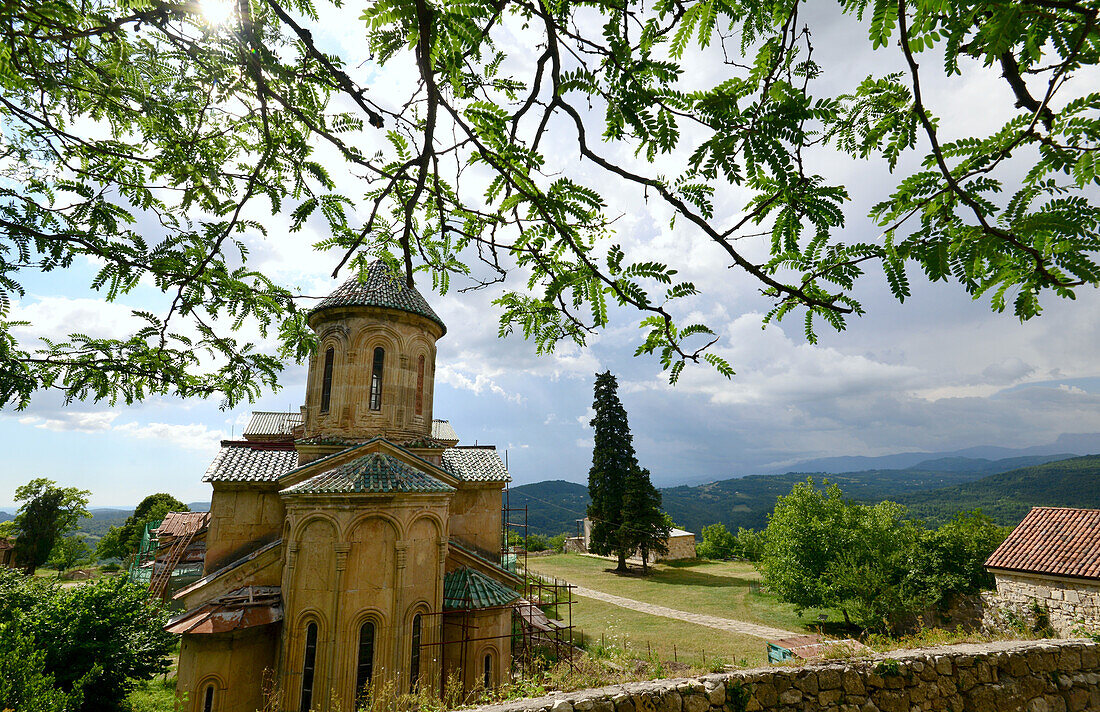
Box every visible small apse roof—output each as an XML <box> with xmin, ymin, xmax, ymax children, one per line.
<box><xmin>443</xmin><ymin>567</ymin><xmax>520</xmax><ymax>610</ymax></box>
<box><xmin>154</xmin><ymin>511</ymin><xmax>211</xmax><ymax>539</ymax></box>
<box><xmin>310</xmin><ymin>260</ymin><xmax>446</xmax><ymax>335</ymax></box>
<box><xmin>283</xmin><ymin>452</ymin><xmax>455</xmax><ymax>495</ymax></box>
<box><xmin>431</xmin><ymin>419</ymin><xmax>459</xmax><ymax>443</ymax></box>
<box><xmin>985</xmin><ymin>506</ymin><xmax>1100</xmax><ymax>580</ymax></box>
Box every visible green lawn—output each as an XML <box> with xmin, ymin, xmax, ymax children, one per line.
<box><xmin>568</xmin><ymin>596</ymin><xmax>769</xmax><ymax>667</ymax></box>
<box><xmin>529</xmin><ymin>554</ymin><xmax>838</xmax><ymax>641</ymax></box>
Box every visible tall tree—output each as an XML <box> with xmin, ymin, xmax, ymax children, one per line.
<box><xmin>622</xmin><ymin>469</ymin><xmax>670</xmax><ymax>573</ymax></box>
<box><xmin>97</xmin><ymin>493</ymin><xmax>188</xmax><ymax>560</ymax></box>
<box><xmin>2</xmin><ymin>1</ymin><xmax>1099</xmax><ymax>409</ymax></box>
<box><xmin>586</xmin><ymin>371</ymin><xmax>666</xmax><ymax>572</ymax></box>
<box><xmin>10</xmin><ymin>479</ymin><xmax>91</xmax><ymax>574</ymax></box>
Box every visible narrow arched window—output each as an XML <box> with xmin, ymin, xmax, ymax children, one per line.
<box><xmin>415</xmin><ymin>355</ymin><xmax>425</xmax><ymax>415</ymax></box>
<box><xmin>409</xmin><ymin>613</ymin><xmax>422</xmax><ymax>692</ymax></box>
<box><xmin>484</xmin><ymin>653</ymin><xmax>492</xmax><ymax>689</ymax></box>
<box><xmin>369</xmin><ymin>347</ymin><xmax>385</xmax><ymax>411</ymax></box>
<box><xmin>355</xmin><ymin>621</ymin><xmax>375</xmax><ymax>702</ymax></box>
<box><xmin>300</xmin><ymin>622</ymin><xmax>318</xmax><ymax>712</ymax></box>
<box><xmin>203</xmin><ymin>684</ymin><xmax>215</xmax><ymax>712</ymax></box>
<box><xmin>320</xmin><ymin>347</ymin><xmax>334</xmax><ymax>414</ymax></box>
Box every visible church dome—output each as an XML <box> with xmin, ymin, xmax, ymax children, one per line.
<box><xmin>310</xmin><ymin>261</ymin><xmax>446</xmax><ymax>335</ymax></box>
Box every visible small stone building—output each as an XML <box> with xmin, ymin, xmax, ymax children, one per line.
<box><xmin>983</xmin><ymin>506</ymin><xmax>1100</xmax><ymax>636</ymax></box>
<box><xmin>167</xmin><ymin>262</ymin><xmax>520</xmax><ymax>712</ymax></box>
<box><xmin>0</xmin><ymin>537</ymin><xmax>15</xmax><ymax>568</ymax></box>
<box><xmin>580</xmin><ymin>518</ymin><xmax>695</xmax><ymax>563</ymax></box>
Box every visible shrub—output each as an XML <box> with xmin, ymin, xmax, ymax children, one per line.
<box><xmin>0</xmin><ymin>568</ymin><xmax>176</xmax><ymax>711</ymax></box>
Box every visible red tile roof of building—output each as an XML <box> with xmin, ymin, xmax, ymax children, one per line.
<box><xmin>154</xmin><ymin>511</ymin><xmax>211</xmax><ymax>539</ymax></box>
<box><xmin>984</xmin><ymin>506</ymin><xmax>1100</xmax><ymax>580</ymax></box>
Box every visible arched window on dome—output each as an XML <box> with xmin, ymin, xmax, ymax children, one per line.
<box><xmin>415</xmin><ymin>355</ymin><xmax>425</xmax><ymax>415</ymax></box>
<box><xmin>320</xmin><ymin>347</ymin><xmax>334</xmax><ymax>414</ymax></box>
<box><xmin>369</xmin><ymin>347</ymin><xmax>385</xmax><ymax>411</ymax></box>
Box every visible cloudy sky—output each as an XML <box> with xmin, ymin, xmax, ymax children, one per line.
<box><xmin>2</xmin><ymin>3</ymin><xmax>1099</xmax><ymax>508</ymax></box>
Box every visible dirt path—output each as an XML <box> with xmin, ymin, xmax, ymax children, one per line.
<box><xmin>567</xmin><ymin>583</ymin><xmax>799</xmax><ymax>640</ymax></box>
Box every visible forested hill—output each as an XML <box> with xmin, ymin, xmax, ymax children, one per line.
<box><xmin>895</xmin><ymin>454</ymin><xmax>1100</xmax><ymax>526</ymax></box>
<box><xmin>507</xmin><ymin>453</ymin><xmax>1085</xmax><ymax>536</ymax></box>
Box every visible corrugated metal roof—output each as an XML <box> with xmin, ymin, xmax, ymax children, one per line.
<box><xmin>310</xmin><ymin>261</ymin><xmax>446</xmax><ymax>335</ymax></box>
<box><xmin>432</xmin><ymin>419</ymin><xmax>459</xmax><ymax>443</ymax></box>
<box><xmin>154</xmin><ymin>511</ymin><xmax>210</xmax><ymax>538</ymax></box>
<box><xmin>166</xmin><ymin>586</ymin><xmax>282</xmax><ymax>635</ymax></box>
<box><xmin>985</xmin><ymin>506</ymin><xmax>1100</xmax><ymax>580</ymax></box>
<box><xmin>243</xmin><ymin>411</ymin><xmax>302</xmax><ymax>438</ymax></box>
<box><xmin>442</xmin><ymin>447</ymin><xmax>511</xmax><ymax>483</ymax></box>
<box><xmin>204</xmin><ymin>442</ymin><xmax>300</xmax><ymax>482</ymax></box>
<box><xmin>283</xmin><ymin>452</ymin><xmax>455</xmax><ymax>495</ymax></box>
<box><xmin>443</xmin><ymin>567</ymin><xmax>520</xmax><ymax>610</ymax></box>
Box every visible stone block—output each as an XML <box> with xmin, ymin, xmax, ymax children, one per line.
<box><xmin>754</xmin><ymin>685</ymin><xmax>778</xmax><ymax>707</ymax></box>
<box><xmin>551</xmin><ymin>701</ymin><xmax>573</xmax><ymax>712</ymax></box>
<box><xmin>934</xmin><ymin>657</ymin><xmax>953</xmax><ymax>676</ymax></box>
<box><xmin>843</xmin><ymin>670</ymin><xmax>866</xmax><ymax>695</ymax></box>
<box><xmin>682</xmin><ymin>694</ymin><xmax>709</xmax><ymax>712</ymax></box>
<box><xmin>1057</xmin><ymin>650</ymin><xmax>1081</xmax><ymax>672</ymax></box>
<box><xmin>778</xmin><ymin>688</ymin><xmax>803</xmax><ymax>705</ymax></box>
<box><xmin>574</xmin><ymin>699</ymin><xmax>595</xmax><ymax>711</ymax></box>
<box><xmin>818</xmin><ymin>689</ymin><xmax>843</xmax><ymax>706</ymax></box>
<box><xmin>1028</xmin><ymin>698</ymin><xmax>1050</xmax><ymax>712</ymax></box>
<box><xmin>616</xmin><ymin>697</ymin><xmax>636</xmax><ymax>712</ymax></box>
<box><xmin>703</xmin><ymin>682</ymin><xmax>724</xmax><ymax>706</ymax></box>
<box><xmin>792</xmin><ymin>673</ymin><xmax>818</xmax><ymax>695</ymax></box>
<box><xmin>872</xmin><ymin>690</ymin><xmax>909</xmax><ymax>712</ymax></box>
<box><xmin>593</xmin><ymin>699</ymin><xmax>615</xmax><ymax>712</ymax></box>
<box><xmin>818</xmin><ymin>668</ymin><xmax>843</xmax><ymax>691</ymax></box>
<box><xmin>659</xmin><ymin>692</ymin><xmax>682</xmax><ymax>712</ymax></box>
<box><xmin>1061</xmin><ymin>688</ymin><xmax>1089</xmax><ymax>712</ymax></box>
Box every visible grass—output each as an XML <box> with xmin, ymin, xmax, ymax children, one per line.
<box><xmin>126</xmin><ymin>677</ymin><xmax>177</xmax><ymax>712</ymax></box>
<box><xmin>529</xmin><ymin>554</ymin><xmax>839</xmax><ymax>634</ymax></box>
<box><xmin>569</xmin><ymin>596</ymin><xmax>768</xmax><ymax>667</ymax></box>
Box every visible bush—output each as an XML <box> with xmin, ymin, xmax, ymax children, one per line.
<box><xmin>760</xmin><ymin>479</ymin><xmax>1005</xmax><ymax>632</ymax></box>
<box><xmin>0</xmin><ymin>616</ymin><xmax>83</xmax><ymax>712</ymax></box>
<box><xmin>696</xmin><ymin>523</ymin><xmax>736</xmax><ymax>560</ymax></box>
<box><xmin>0</xmin><ymin>568</ymin><xmax>176</xmax><ymax>711</ymax></box>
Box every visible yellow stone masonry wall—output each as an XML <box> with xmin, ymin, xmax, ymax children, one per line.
<box><xmin>204</xmin><ymin>485</ymin><xmax>286</xmax><ymax>573</ymax></box>
<box><xmin>303</xmin><ymin>307</ymin><xmax>443</xmax><ymax>443</ymax></box>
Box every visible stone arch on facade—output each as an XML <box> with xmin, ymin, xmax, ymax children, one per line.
<box><xmin>310</xmin><ymin>326</ymin><xmax>352</xmax><ymax>418</ymax></box>
<box><xmin>479</xmin><ymin>644</ymin><xmax>500</xmax><ymax>690</ymax></box>
<box><xmin>344</xmin><ymin>510</ymin><xmax>404</xmax><ymax>543</ymax></box>
<box><xmin>403</xmin><ymin>600</ymin><xmax>434</xmax><ymax>694</ymax></box>
<box><xmin>193</xmin><ymin>673</ymin><xmax>226</xmax><ymax>712</ymax></box>
<box><xmin>289</xmin><ymin>511</ymin><xmax>341</xmax><ymax>544</ymax></box>
<box><xmin>345</xmin><ymin>607</ymin><xmax>387</xmax><ymax>703</ymax></box>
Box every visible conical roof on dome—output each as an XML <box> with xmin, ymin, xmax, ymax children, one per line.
<box><xmin>310</xmin><ymin>261</ymin><xmax>446</xmax><ymax>335</ymax></box>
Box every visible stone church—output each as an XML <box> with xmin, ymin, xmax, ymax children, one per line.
<box><xmin>167</xmin><ymin>262</ymin><xmax>520</xmax><ymax>712</ymax></box>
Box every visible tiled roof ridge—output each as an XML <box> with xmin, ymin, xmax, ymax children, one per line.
<box><xmin>219</xmin><ymin>439</ymin><xmax>297</xmax><ymax>451</ymax></box>
<box><xmin>283</xmin><ymin>450</ymin><xmax>455</xmax><ymax>495</ymax></box>
<box><xmin>309</xmin><ymin>260</ymin><xmax>446</xmax><ymax>335</ymax></box>
<box><xmin>985</xmin><ymin>505</ymin><xmax>1100</xmax><ymax>580</ymax></box>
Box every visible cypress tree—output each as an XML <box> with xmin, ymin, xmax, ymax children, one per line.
<box><xmin>586</xmin><ymin>371</ymin><xmax>668</xmax><ymax>573</ymax></box>
<box><xmin>623</xmin><ymin>469</ymin><xmax>670</xmax><ymax>573</ymax></box>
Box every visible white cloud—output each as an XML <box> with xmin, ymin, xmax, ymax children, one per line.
<box><xmin>113</xmin><ymin>422</ymin><xmax>227</xmax><ymax>453</ymax></box>
<box><xmin>18</xmin><ymin>411</ymin><xmax>120</xmax><ymax>433</ymax></box>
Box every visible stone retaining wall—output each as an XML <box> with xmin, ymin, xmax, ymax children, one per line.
<box><xmin>468</xmin><ymin>639</ymin><xmax>1100</xmax><ymax>712</ymax></box>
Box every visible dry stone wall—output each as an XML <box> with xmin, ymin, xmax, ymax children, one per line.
<box><xmin>466</xmin><ymin>639</ymin><xmax>1100</xmax><ymax>712</ymax></box>
<box><xmin>984</xmin><ymin>572</ymin><xmax>1100</xmax><ymax>637</ymax></box>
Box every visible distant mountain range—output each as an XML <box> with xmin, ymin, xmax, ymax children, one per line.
<box><xmin>0</xmin><ymin>502</ymin><xmax>211</xmax><ymax>542</ymax></box>
<box><xmin>507</xmin><ymin>453</ymin><xmax>1100</xmax><ymax>536</ymax></box>
<box><xmin>761</xmin><ymin>432</ymin><xmax>1100</xmax><ymax>474</ymax></box>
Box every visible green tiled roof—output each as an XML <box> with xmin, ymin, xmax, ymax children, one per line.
<box><xmin>311</xmin><ymin>261</ymin><xmax>447</xmax><ymax>335</ymax></box>
<box><xmin>443</xmin><ymin>567</ymin><xmax>520</xmax><ymax>610</ymax></box>
<box><xmin>283</xmin><ymin>452</ymin><xmax>455</xmax><ymax>495</ymax></box>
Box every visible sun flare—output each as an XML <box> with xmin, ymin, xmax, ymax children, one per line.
<box><xmin>199</xmin><ymin>0</ymin><xmax>235</xmax><ymax>26</ymax></box>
